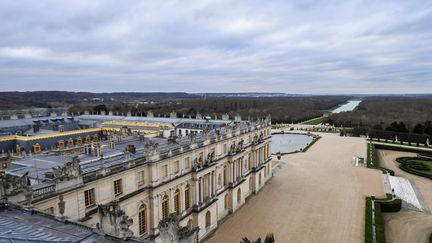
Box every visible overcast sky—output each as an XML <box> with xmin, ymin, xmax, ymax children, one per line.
<box><xmin>0</xmin><ymin>0</ymin><xmax>431</xmax><ymax>94</ymax></box>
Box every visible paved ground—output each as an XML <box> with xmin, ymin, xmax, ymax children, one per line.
<box><xmin>205</xmin><ymin>132</ymin><xmax>384</xmax><ymax>243</ymax></box>
<box><xmin>378</xmin><ymin>150</ymin><xmax>432</xmax><ymax>243</ymax></box>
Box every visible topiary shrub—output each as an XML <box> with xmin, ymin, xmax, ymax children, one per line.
<box><xmin>380</xmin><ymin>199</ymin><xmax>402</xmax><ymax>212</ymax></box>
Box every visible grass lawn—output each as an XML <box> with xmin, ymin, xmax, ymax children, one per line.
<box><xmin>302</xmin><ymin>117</ymin><xmax>324</xmax><ymax>125</ymax></box>
<box><xmin>396</xmin><ymin>156</ymin><xmax>432</xmax><ymax>178</ymax></box>
<box><xmin>404</xmin><ymin>159</ymin><xmax>432</xmax><ymax>176</ymax></box>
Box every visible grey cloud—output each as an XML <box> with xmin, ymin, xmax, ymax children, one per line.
<box><xmin>0</xmin><ymin>0</ymin><xmax>431</xmax><ymax>93</ymax></box>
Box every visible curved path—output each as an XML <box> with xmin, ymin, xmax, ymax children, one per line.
<box><xmin>205</xmin><ymin>132</ymin><xmax>384</xmax><ymax>243</ymax></box>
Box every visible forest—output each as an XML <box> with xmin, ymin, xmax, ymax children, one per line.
<box><xmin>328</xmin><ymin>96</ymin><xmax>432</xmax><ymax>137</ymax></box>
<box><xmin>70</xmin><ymin>96</ymin><xmax>350</xmax><ymax>123</ymax></box>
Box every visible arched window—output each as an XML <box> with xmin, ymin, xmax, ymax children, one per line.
<box><xmin>162</xmin><ymin>195</ymin><xmax>169</xmax><ymax>221</ymax></box>
<box><xmin>76</xmin><ymin>136</ymin><xmax>83</xmax><ymax>145</ymax></box>
<box><xmin>205</xmin><ymin>211</ymin><xmax>211</xmax><ymax>228</ymax></box>
<box><xmin>224</xmin><ymin>194</ymin><xmax>229</xmax><ymax>210</ymax></box>
<box><xmin>139</xmin><ymin>204</ymin><xmax>147</xmax><ymax>235</ymax></box>
<box><xmin>259</xmin><ymin>173</ymin><xmax>262</xmax><ymax>185</ymax></box>
<box><xmin>184</xmin><ymin>184</ymin><xmax>190</xmax><ymax>210</ymax></box>
<box><xmin>237</xmin><ymin>188</ymin><xmax>241</xmax><ymax>203</ymax></box>
<box><xmin>174</xmin><ymin>189</ymin><xmax>181</xmax><ymax>215</ymax></box>
<box><xmin>93</xmin><ymin>134</ymin><xmax>99</xmax><ymax>142</ymax></box>
<box><xmin>33</xmin><ymin>143</ymin><xmax>41</xmax><ymax>153</ymax></box>
<box><xmin>85</xmin><ymin>135</ymin><xmax>91</xmax><ymax>143</ymax></box>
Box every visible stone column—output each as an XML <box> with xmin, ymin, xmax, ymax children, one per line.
<box><xmin>240</xmin><ymin>158</ymin><xmax>243</xmax><ymax>177</ymax></box>
<box><xmin>232</xmin><ymin>162</ymin><xmax>235</xmax><ymax>182</ymax></box>
<box><xmin>199</xmin><ymin>177</ymin><xmax>203</xmax><ymax>202</ymax></box>
<box><xmin>194</xmin><ymin>179</ymin><xmax>199</xmax><ymax>205</ymax></box>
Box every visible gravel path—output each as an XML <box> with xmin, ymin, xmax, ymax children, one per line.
<box><xmin>204</xmin><ymin>133</ymin><xmax>384</xmax><ymax>243</ymax></box>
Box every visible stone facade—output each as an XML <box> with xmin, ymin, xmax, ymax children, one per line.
<box><xmin>4</xmin><ymin>119</ymin><xmax>272</xmax><ymax>242</ymax></box>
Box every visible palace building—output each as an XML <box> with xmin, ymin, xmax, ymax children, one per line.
<box><xmin>0</xmin><ymin>114</ymin><xmax>272</xmax><ymax>242</ymax></box>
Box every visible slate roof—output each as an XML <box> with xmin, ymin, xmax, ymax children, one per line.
<box><xmin>6</xmin><ymin>122</ymin><xmax>250</xmax><ymax>184</ymax></box>
<box><xmin>0</xmin><ymin>203</ymin><xmax>147</xmax><ymax>243</ymax></box>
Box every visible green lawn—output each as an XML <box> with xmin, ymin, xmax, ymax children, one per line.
<box><xmin>396</xmin><ymin>156</ymin><xmax>432</xmax><ymax>178</ymax></box>
<box><xmin>302</xmin><ymin>117</ymin><xmax>324</xmax><ymax>125</ymax></box>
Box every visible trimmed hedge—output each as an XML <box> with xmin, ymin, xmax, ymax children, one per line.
<box><xmin>365</xmin><ymin>194</ymin><xmax>402</xmax><ymax>243</ymax></box>
<box><xmin>365</xmin><ymin>198</ymin><xmax>373</xmax><ymax>242</ymax></box>
<box><xmin>374</xmin><ymin>200</ymin><xmax>385</xmax><ymax>243</ymax></box>
<box><xmin>396</xmin><ymin>156</ymin><xmax>432</xmax><ymax>179</ymax></box>
<box><xmin>367</xmin><ymin>143</ymin><xmax>395</xmax><ymax>176</ymax></box>
<box><xmin>379</xmin><ymin>199</ymin><xmax>402</xmax><ymax>212</ymax></box>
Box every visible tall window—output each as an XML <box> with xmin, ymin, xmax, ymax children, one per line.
<box><xmin>139</xmin><ymin>204</ymin><xmax>147</xmax><ymax>235</ymax></box>
<box><xmin>205</xmin><ymin>211</ymin><xmax>211</xmax><ymax>228</ymax></box>
<box><xmin>162</xmin><ymin>195</ymin><xmax>169</xmax><ymax>221</ymax></box>
<box><xmin>184</xmin><ymin>157</ymin><xmax>191</xmax><ymax>169</ymax></box>
<box><xmin>174</xmin><ymin>160</ymin><xmax>180</xmax><ymax>173</ymax></box>
<box><xmin>84</xmin><ymin>188</ymin><xmax>95</xmax><ymax>207</ymax></box>
<box><xmin>137</xmin><ymin>170</ymin><xmax>145</xmax><ymax>186</ymax></box>
<box><xmin>184</xmin><ymin>184</ymin><xmax>191</xmax><ymax>210</ymax></box>
<box><xmin>174</xmin><ymin>189</ymin><xmax>181</xmax><ymax>215</ymax></box>
<box><xmin>259</xmin><ymin>173</ymin><xmax>262</xmax><ymax>185</ymax></box>
<box><xmin>114</xmin><ymin>179</ymin><xmax>122</xmax><ymax>196</ymax></box>
<box><xmin>237</xmin><ymin>188</ymin><xmax>241</xmax><ymax>203</ymax></box>
<box><xmin>161</xmin><ymin>165</ymin><xmax>168</xmax><ymax>179</ymax></box>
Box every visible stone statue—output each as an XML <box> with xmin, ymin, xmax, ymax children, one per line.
<box><xmin>189</xmin><ymin>133</ymin><xmax>196</xmax><ymax>145</ymax></box>
<box><xmin>206</xmin><ymin>151</ymin><xmax>215</xmax><ymax>164</ymax></box>
<box><xmin>0</xmin><ymin>171</ymin><xmax>30</xmax><ymax>197</ymax></box>
<box><xmin>241</xmin><ymin>233</ymin><xmax>274</xmax><ymax>243</ymax></box>
<box><xmin>159</xmin><ymin>213</ymin><xmax>199</xmax><ymax>243</ymax></box>
<box><xmin>97</xmin><ymin>201</ymin><xmax>134</xmax><ymax>240</ymax></box>
<box><xmin>52</xmin><ymin>156</ymin><xmax>81</xmax><ymax>182</ymax></box>
<box><xmin>58</xmin><ymin>195</ymin><xmax>65</xmax><ymax>218</ymax></box>
<box><xmin>144</xmin><ymin>140</ymin><xmax>159</xmax><ymax>159</ymax></box>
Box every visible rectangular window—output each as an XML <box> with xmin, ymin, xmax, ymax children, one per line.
<box><xmin>174</xmin><ymin>160</ymin><xmax>180</xmax><ymax>173</ymax></box>
<box><xmin>114</xmin><ymin>179</ymin><xmax>123</xmax><ymax>196</ymax></box>
<box><xmin>137</xmin><ymin>170</ymin><xmax>145</xmax><ymax>186</ymax></box>
<box><xmin>161</xmin><ymin>165</ymin><xmax>168</xmax><ymax>178</ymax></box>
<box><xmin>84</xmin><ymin>188</ymin><xmax>95</xmax><ymax>207</ymax></box>
<box><xmin>184</xmin><ymin>157</ymin><xmax>191</xmax><ymax>169</ymax></box>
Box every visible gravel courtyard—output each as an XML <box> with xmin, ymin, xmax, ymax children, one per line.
<box><xmin>205</xmin><ymin>132</ymin><xmax>385</xmax><ymax>243</ymax></box>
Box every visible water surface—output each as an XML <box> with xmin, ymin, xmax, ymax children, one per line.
<box><xmin>332</xmin><ymin>100</ymin><xmax>362</xmax><ymax>113</ymax></box>
<box><xmin>271</xmin><ymin>133</ymin><xmax>314</xmax><ymax>154</ymax></box>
